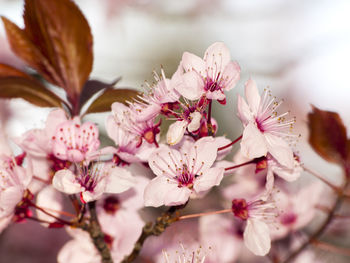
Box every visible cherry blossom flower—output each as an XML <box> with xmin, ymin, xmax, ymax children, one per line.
<box><xmin>106</xmin><ymin>113</ymin><xmax>154</xmax><ymax>164</ymax></box>
<box><xmin>270</xmin><ymin>183</ymin><xmax>322</xmax><ymax>240</ymax></box>
<box><xmin>199</xmin><ymin>214</ymin><xmax>242</xmax><ymax>262</ymax></box>
<box><xmin>53</xmin><ymin>163</ymin><xmax>135</xmax><ymax>203</ymax></box>
<box><xmin>131</xmin><ymin>69</ymin><xmax>180</xmax><ymax>122</ymax></box>
<box><xmin>237</xmin><ymin>79</ymin><xmax>296</xmax><ymax>168</ymax></box>
<box><xmin>111</xmin><ymin>102</ymin><xmax>161</xmax><ymax>147</ymax></box>
<box><xmin>144</xmin><ymin>137</ymin><xmax>224</xmax><ymax>207</ymax></box>
<box><xmin>0</xmin><ymin>154</ymin><xmax>32</xmax><ymax>232</ymax></box>
<box><xmin>231</xmin><ymin>194</ymin><xmax>277</xmax><ymax>256</ymax></box>
<box><xmin>175</xmin><ymin>42</ymin><xmax>240</xmax><ymax>104</ymax></box>
<box><xmin>162</xmin><ymin>243</ymin><xmax>207</xmax><ymax>263</ymax></box>
<box><xmin>52</xmin><ymin>118</ymin><xmax>101</xmax><ymax>163</ymax></box>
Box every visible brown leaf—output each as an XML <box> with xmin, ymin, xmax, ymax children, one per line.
<box><xmin>79</xmin><ymin>78</ymin><xmax>121</xmax><ymax>110</ymax></box>
<box><xmin>1</xmin><ymin>17</ymin><xmax>61</xmax><ymax>86</ymax></box>
<box><xmin>308</xmin><ymin>105</ymin><xmax>347</xmax><ymax>165</ymax></box>
<box><xmin>84</xmin><ymin>88</ymin><xmax>139</xmax><ymax>114</ymax></box>
<box><xmin>2</xmin><ymin>0</ymin><xmax>93</xmax><ymax>101</ymax></box>
<box><xmin>23</xmin><ymin>0</ymin><xmax>93</xmax><ymax>98</ymax></box>
<box><xmin>0</xmin><ymin>63</ymin><xmax>32</xmax><ymax>79</ymax></box>
<box><xmin>0</xmin><ymin>77</ymin><xmax>64</xmax><ymax>108</ymax></box>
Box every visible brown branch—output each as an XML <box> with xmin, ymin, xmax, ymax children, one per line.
<box><xmin>312</xmin><ymin>240</ymin><xmax>350</xmax><ymax>257</ymax></box>
<box><xmin>121</xmin><ymin>205</ymin><xmax>182</xmax><ymax>263</ymax></box>
<box><xmin>81</xmin><ymin>202</ymin><xmax>113</xmax><ymax>263</ymax></box>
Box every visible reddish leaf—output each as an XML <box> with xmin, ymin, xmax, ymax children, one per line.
<box><xmin>0</xmin><ymin>76</ymin><xmax>64</xmax><ymax>108</ymax></box>
<box><xmin>1</xmin><ymin>17</ymin><xmax>61</xmax><ymax>86</ymax></box>
<box><xmin>79</xmin><ymin>78</ymin><xmax>121</xmax><ymax>110</ymax></box>
<box><xmin>84</xmin><ymin>88</ymin><xmax>139</xmax><ymax>114</ymax></box>
<box><xmin>23</xmin><ymin>0</ymin><xmax>93</xmax><ymax>98</ymax></box>
<box><xmin>2</xmin><ymin>0</ymin><xmax>93</xmax><ymax>101</ymax></box>
<box><xmin>308</xmin><ymin>105</ymin><xmax>347</xmax><ymax>165</ymax></box>
<box><xmin>0</xmin><ymin>63</ymin><xmax>32</xmax><ymax>79</ymax></box>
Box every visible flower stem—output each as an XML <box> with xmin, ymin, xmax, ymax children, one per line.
<box><xmin>178</xmin><ymin>209</ymin><xmax>232</xmax><ymax>220</ymax></box>
<box><xmin>225</xmin><ymin>159</ymin><xmax>255</xmax><ymax>171</ymax></box>
<box><xmin>311</xmin><ymin>240</ymin><xmax>350</xmax><ymax>257</ymax></box>
<box><xmin>218</xmin><ymin>135</ymin><xmax>242</xmax><ymax>151</ymax></box>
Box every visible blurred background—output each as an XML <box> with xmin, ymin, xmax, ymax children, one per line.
<box><xmin>1</xmin><ymin>0</ymin><xmax>350</xmax><ymax>262</ymax></box>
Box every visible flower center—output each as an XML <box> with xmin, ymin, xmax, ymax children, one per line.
<box><xmin>231</xmin><ymin>199</ymin><xmax>249</xmax><ymax>220</ymax></box>
<box><xmin>176</xmin><ymin>164</ymin><xmax>194</xmax><ymax>188</ymax></box>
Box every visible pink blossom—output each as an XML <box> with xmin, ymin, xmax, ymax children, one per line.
<box><xmin>270</xmin><ymin>183</ymin><xmax>322</xmax><ymax>240</ymax></box>
<box><xmin>106</xmin><ymin>113</ymin><xmax>154</xmax><ymax>164</ymax></box>
<box><xmin>199</xmin><ymin>214</ymin><xmax>242</xmax><ymax>262</ymax></box>
<box><xmin>175</xmin><ymin>42</ymin><xmax>240</xmax><ymax>103</ymax></box>
<box><xmin>52</xmin><ymin>118</ymin><xmax>101</xmax><ymax>163</ymax></box>
<box><xmin>0</xmin><ymin>154</ymin><xmax>32</xmax><ymax>231</ymax></box>
<box><xmin>144</xmin><ymin>137</ymin><xmax>224</xmax><ymax>207</ymax></box>
<box><xmin>111</xmin><ymin>102</ymin><xmax>160</xmax><ymax>147</ymax></box>
<box><xmin>237</xmin><ymin>79</ymin><xmax>295</xmax><ymax>168</ymax></box>
<box><xmin>131</xmin><ymin>69</ymin><xmax>180</xmax><ymax>122</ymax></box>
<box><xmin>231</xmin><ymin>194</ymin><xmax>277</xmax><ymax>256</ymax></box>
<box><xmin>53</xmin><ymin>163</ymin><xmax>135</xmax><ymax>203</ymax></box>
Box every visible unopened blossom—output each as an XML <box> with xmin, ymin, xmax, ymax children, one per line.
<box><xmin>144</xmin><ymin>137</ymin><xmax>224</xmax><ymax>207</ymax></box>
<box><xmin>175</xmin><ymin>42</ymin><xmax>240</xmax><ymax>103</ymax></box>
<box><xmin>231</xmin><ymin>195</ymin><xmax>277</xmax><ymax>256</ymax></box>
<box><xmin>111</xmin><ymin>102</ymin><xmax>160</xmax><ymax>147</ymax></box>
<box><xmin>52</xmin><ymin>118</ymin><xmax>101</xmax><ymax>163</ymax></box>
<box><xmin>53</xmin><ymin>163</ymin><xmax>135</xmax><ymax>203</ymax></box>
<box><xmin>237</xmin><ymin>79</ymin><xmax>295</xmax><ymax>168</ymax></box>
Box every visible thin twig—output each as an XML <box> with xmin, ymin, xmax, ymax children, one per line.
<box><xmin>312</xmin><ymin>240</ymin><xmax>350</xmax><ymax>257</ymax></box>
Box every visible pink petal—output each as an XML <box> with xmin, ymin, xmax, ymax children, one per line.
<box><xmin>166</xmin><ymin>120</ymin><xmax>187</xmax><ymax>145</ymax></box>
<box><xmin>144</xmin><ymin>176</ymin><xmax>176</xmax><ymax>207</ymax></box>
<box><xmin>36</xmin><ymin>186</ymin><xmax>63</xmax><ymax>225</ymax></box>
<box><xmin>244</xmin><ymin>219</ymin><xmax>271</xmax><ymax>256</ymax></box>
<box><xmin>181</xmin><ymin>52</ymin><xmax>206</xmax><ymax>74</ymax></box>
<box><xmin>176</xmin><ymin>71</ymin><xmax>204</xmax><ymax>100</ymax></box>
<box><xmin>15</xmin><ymin>129</ymin><xmax>49</xmax><ymax>157</ymax></box>
<box><xmin>237</xmin><ymin>94</ymin><xmax>253</xmax><ymax>125</ymax></box>
<box><xmin>193</xmin><ymin>167</ymin><xmax>224</xmax><ymax>193</ymax></box>
<box><xmin>104</xmin><ymin>165</ymin><xmax>136</xmax><ymax>194</ymax></box>
<box><xmin>188</xmin><ymin>136</ymin><xmax>218</xmax><ymax>174</ymax></box>
<box><xmin>45</xmin><ymin>109</ymin><xmax>68</xmax><ymax>139</ymax></box>
<box><xmin>136</xmin><ymin>104</ymin><xmax>161</xmax><ymax>122</ymax></box>
<box><xmin>164</xmin><ymin>185</ymin><xmax>192</xmax><ymax>206</ymax></box>
<box><xmin>0</xmin><ymin>186</ymin><xmax>23</xmax><ymax>217</ymax></box>
<box><xmin>148</xmin><ymin>145</ymin><xmax>182</xmax><ymax>178</ymax></box>
<box><xmin>241</xmin><ymin>122</ymin><xmax>268</xmax><ymax>159</ymax></box>
<box><xmin>245</xmin><ymin>79</ymin><xmax>261</xmax><ymax>116</ymax></box>
<box><xmin>265</xmin><ymin>133</ymin><xmax>294</xmax><ymax>169</ymax></box>
<box><xmin>204</xmin><ymin>42</ymin><xmax>231</xmax><ymax>79</ymax></box>
<box><xmin>222</xmin><ymin>61</ymin><xmax>240</xmax><ymax>91</ymax></box>
<box><xmin>206</xmin><ymin>90</ymin><xmax>226</xmax><ymax>101</ymax></box>
<box><xmin>214</xmin><ymin>136</ymin><xmax>232</xmax><ymax>161</ymax></box>
<box><xmin>67</xmin><ymin>149</ymin><xmax>84</xmax><ymax>163</ymax></box>
<box><xmin>53</xmin><ymin>169</ymin><xmax>83</xmax><ymax>194</ymax></box>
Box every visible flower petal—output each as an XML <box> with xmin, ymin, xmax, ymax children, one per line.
<box><xmin>222</xmin><ymin>61</ymin><xmax>240</xmax><ymax>91</ymax></box>
<box><xmin>53</xmin><ymin>169</ymin><xmax>83</xmax><ymax>194</ymax></box>
<box><xmin>245</xmin><ymin>79</ymin><xmax>261</xmax><ymax>116</ymax></box>
<box><xmin>193</xmin><ymin>167</ymin><xmax>224</xmax><ymax>193</ymax></box>
<box><xmin>237</xmin><ymin>94</ymin><xmax>253</xmax><ymax>125</ymax></box>
<box><xmin>144</xmin><ymin>176</ymin><xmax>179</xmax><ymax>207</ymax></box>
<box><xmin>181</xmin><ymin>51</ymin><xmax>206</xmax><ymax>74</ymax></box>
<box><xmin>241</xmin><ymin>122</ymin><xmax>268</xmax><ymax>159</ymax></box>
<box><xmin>36</xmin><ymin>186</ymin><xmax>63</xmax><ymax>225</ymax></box>
<box><xmin>204</xmin><ymin>42</ymin><xmax>231</xmax><ymax>79</ymax></box>
<box><xmin>104</xmin><ymin>165</ymin><xmax>136</xmax><ymax>194</ymax></box>
<box><xmin>148</xmin><ymin>145</ymin><xmax>182</xmax><ymax>178</ymax></box>
<box><xmin>244</xmin><ymin>219</ymin><xmax>271</xmax><ymax>256</ymax></box>
<box><xmin>187</xmin><ymin>112</ymin><xmax>202</xmax><ymax>132</ymax></box>
<box><xmin>265</xmin><ymin>133</ymin><xmax>294</xmax><ymax>169</ymax></box>
<box><xmin>176</xmin><ymin>71</ymin><xmax>204</xmax><ymax>100</ymax></box>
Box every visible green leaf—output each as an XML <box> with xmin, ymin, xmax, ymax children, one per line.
<box><xmin>84</xmin><ymin>88</ymin><xmax>139</xmax><ymax>114</ymax></box>
<box><xmin>308</xmin><ymin>105</ymin><xmax>347</xmax><ymax>165</ymax></box>
<box><xmin>0</xmin><ymin>77</ymin><xmax>64</xmax><ymax>108</ymax></box>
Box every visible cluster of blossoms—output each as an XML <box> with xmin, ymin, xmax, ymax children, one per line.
<box><xmin>0</xmin><ymin>42</ymin><xmax>323</xmax><ymax>262</ymax></box>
